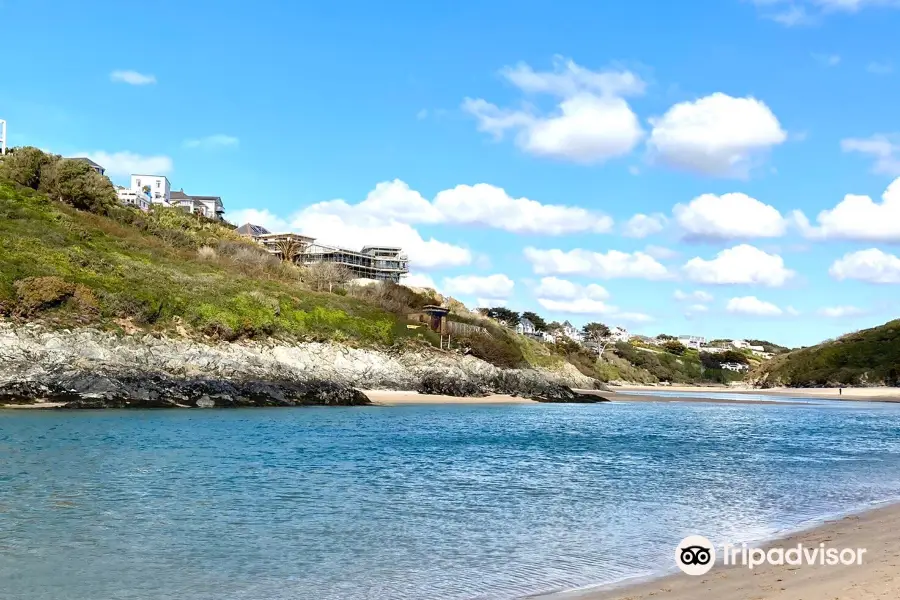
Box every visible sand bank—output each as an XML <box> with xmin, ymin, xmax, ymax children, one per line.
<box><xmin>559</xmin><ymin>502</ymin><xmax>900</xmax><ymax>600</ymax></box>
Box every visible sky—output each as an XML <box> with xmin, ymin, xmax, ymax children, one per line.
<box><xmin>2</xmin><ymin>0</ymin><xmax>900</xmax><ymax>348</ymax></box>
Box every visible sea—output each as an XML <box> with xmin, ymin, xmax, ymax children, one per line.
<box><xmin>3</xmin><ymin>394</ymin><xmax>900</xmax><ymax>600</ymax></box>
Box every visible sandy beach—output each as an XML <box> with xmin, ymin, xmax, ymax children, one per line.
<box><xmin>614</xmin><ymin>384</ymin><xmax>900</xmax><ymax>402</ymax></box>
<box><xmin>560</xmin><ymin>502</ymin><xmax>900</xmax><ymax>600</ymax></box>
<box><xmin>362</xmin><ymin>390</ymin><xmax>535</xmax><ymax>405</ymax></box>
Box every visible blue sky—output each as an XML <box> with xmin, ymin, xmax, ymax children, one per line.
<box><xmin>3</xmin><ymin>0</ymin><xmax>900</xmax><ymax>348</ymax></box>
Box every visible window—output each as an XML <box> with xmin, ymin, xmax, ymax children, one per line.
<box><xmin>156</xmin><ymin>181</ymin><xmax>161</xmax><ymax>188</ymax></box>
<box><xmin>136</xmin><ymin>179</ymin><xmax>141</xmax><ymax>187</ymax></box>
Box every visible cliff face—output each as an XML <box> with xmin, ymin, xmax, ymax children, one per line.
<box><xmin>0</xmin><ymin>323</ymin><xmax>600</xmax><ymax>408</ymax></box>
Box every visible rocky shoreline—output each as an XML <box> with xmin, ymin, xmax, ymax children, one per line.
<box><xmin>0</xmin><ymin>323</ymin><xmax>606</xmax><ymax>408</ymax></box>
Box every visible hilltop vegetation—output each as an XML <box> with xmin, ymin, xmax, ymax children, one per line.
<box><xmin>751</xmin><ymin>320</ymin><xmax>900</xmax><ymax>387</ymax></box>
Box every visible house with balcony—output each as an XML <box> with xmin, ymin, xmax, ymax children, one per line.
<box><xmin>116</xmin><ymin>186</ymin><xmax>151</xmax><ymax>211</ymax></box>
<box><xmin>131</xmin><ymin>175</ymin><xmax>171</xmax><ymax>204</ymax></box>
<box><xmin>170</xmin><ymin>189</ymin><xmax>225</xmax><ymax>221</ymax></box>
<box><xmin>238</xmin><ymin>223</ymin><xmax>409</xmax><ymax>282</ymax></box>
<box><xmin>677</xmin><ymin>335</ymin><xmax>707</xmax><ymax>350</ymax></box>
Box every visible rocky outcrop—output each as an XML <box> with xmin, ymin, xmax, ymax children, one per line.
<box><xmin>0</xmin><ymin>323</ymin><xmax>601</xmax><ymax>408</ymax></box>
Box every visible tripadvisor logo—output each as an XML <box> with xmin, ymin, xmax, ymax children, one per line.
<box><xmin>675</xmin><ymin>535</ymin><xmax>716</xmax><ymax>575</ymax></box>
<box><xmin>675</xmin><ymin>535</ymin><xmax>867</xmax><ymax>575</ymax></box>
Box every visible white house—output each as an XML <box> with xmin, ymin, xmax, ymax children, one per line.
<box><xmin>677</xmin><ymin>335</ymin><xmax>707</xmax><ymax>350</ymax></box>
<box><xmin>562</xmin><ymin>321</ymin><xmax>583</xmax><ymax>342</ymax></box>
<box><xmin>516</xmin><ymin>318</ymin><xmax>537</xmax><ymax>336</ymax></box>
<box><xmin>116</xmin><ymin>187</ymin><xmax>151</xmax><ymax>211</ymax></box>
<box><xmin>170</xmin><ymin>190</ymin><xmax>225</xmax><ymax>221</ymax></box>
<box><xmin>721</xmin><ymin>362</ymin><xmax>749</xmax><ymax>372</ymax></box>
<box><xmin>610</xmin><ymin>326</ymin><xmax>631</xmax><ymax>342</ymax></box>
<box><xmin>730</xmin><ymin>339</ymin><xmax>749</xmax><ymax>349</ymax></box>
<box><xmin>131</xmin><ymin>175</ymin><xmax>171</xmax><ymax>205</ymax></box>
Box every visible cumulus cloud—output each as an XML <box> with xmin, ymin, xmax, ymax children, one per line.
<box><xmin>534</xmin><ymin>276</ymin><xmax>609</xmax><ymax>300</ymax></box>
<box><xmin>402</xmin><ymin>273</ymin><xmax>438</xmax><ymax>290</ymax></box>
<box><xmin>82</xmin><ymin>151</ymin><xmax>172</xmax><ymax>177</ymax></box>
<box><xmin>674</xmin><ymin>289</ymin><xmax>714</xmax><ymax>302</ymax></box>
<box><xmin>110</xmin><ymin>70</ymin><xmax>156</xmax><ymax>85</ymax></box>
<box><xmin>818</xmin><ymin>305</ymin><xmax>865</xmax><ymax>317</ymax></box>
<box><xmin>794</xmin><ymin>177</ymin><xmax>900</xmax><ymax>241</ymax></box>
<box><xmin>463</xmin><ymin>57</ymin><xmax>645</xmax><ymax>164</ymax></box>
<box><xmin>830</xmin><ymin>248</ymin><xmax>900</xmax><ymax>283</ymax></box>
<box><xmin>441</xmin><ymin>274</ymin><xmax>515</xmax><ymax>298</ymax></box>
<box><xmin>184</xmin><ymin>134</ymin><xmax>240</xmax><ymax>149</ymax></box>
<box><xmin>623</xmin><ymin>213</ymin><xmax>667</xmax><ymax>238</ymax></box>
<box><xmin>753</xmin><ymin>0</ymin><xmax>900</xmax><ymax>25</ymax></box>
<box><xmin>685</xmin><ymin>303</ymin><xmax>710</xmax><ymax>315</ymax></box>
<box><xmin>524</xmin><ymin>247</ymin><xmax>670</xmax><ymax>280</ymax></box>
<box><xmin>726</xmin><ymin>296</ymin><xmax>784</xmax><ymax>316</ymax></box>
<box><xmin>644</xmin><ymin>245</ymin><xmax>679</xmax><ymax>260</ymax></box>
<box><xmin>647</xmin><ymin>93</ymin><xmax>787</xmax><ymax>177</ymax></box>
<box><xmin>683</xmin><ymin>244</ymin><xmax>795</xmax><ymax>286</ymax></box>
<box><xmin>841</xmin><ymin>134</ymin><xmax>900</xmax><ymax>176</ymax></box>
<box><xmin>532</xmin><ymin>276</ymin><xmax>650</xmax><ymax>321</ymax></box>
<box><xmin>307</xmin><ymin>179</ymin><xmax>613</xmax><ymax>235</ymax></box>
<box><xmin>674</xmin><ymin>192</ymin><xmax>788</xmax><ymax>240</ymax></box>
<box><xmin>225</xmin><ymin>208</ymin><xmax>290</xmax><ymax>232</ymax></box>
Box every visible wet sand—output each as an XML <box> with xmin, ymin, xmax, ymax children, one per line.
<box><xmin>559</xmin><ymin>502</ymin><xmax>900</xmax><ymax>600</ymax></box>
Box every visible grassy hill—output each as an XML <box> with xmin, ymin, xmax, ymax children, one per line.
<box><xmin>751</xmin><ymin>320</ymin><xmax>900</xmax><ymax>387</ymax></box>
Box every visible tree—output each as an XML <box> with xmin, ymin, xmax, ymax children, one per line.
<box><xmin>0</xmin><ymin>146</ymin><xmax>55</xmax><ymax>189</ymax></box>
<box><xmin>303</xmin><ymin>261</ymin><xmax>352</xmax><ymax>292</ymax></box>
<box><xmin>582</xmin><ymin>322</ymin><xmax>611</xmax><ymax>357</ymax></box>
<box><xmin>486</xmin><ymin>307</ymin><xmax>520</xmax><ymax>326</ymax></box>
<box><xmin>274</xmin><ymin>237</ymin><xmax>304</xmax><ymax>263</ymax></box>
<box><xmin>656</xmin><ymin>333</ymin><xmax>676</xmax><ymax>341</ymax></box>
<box><xmin>662</xmin><ymin>340</ymin><xmax>687</xmax><ymax>355</ymax></box>
<box><xmin>38</xmin><ymin>158</ymin><xmax>117</xmax><ymax>214</ymax></box>
<box><xmin>521</xmin><ymin>311</ymin><xmax>547</xmax><ymax>331</ymax></box>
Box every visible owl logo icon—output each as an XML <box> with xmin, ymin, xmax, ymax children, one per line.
<box><xmin>675</xmin><ymin>535</ymin><xmax>716</xmax><ymax>575</ymax></box>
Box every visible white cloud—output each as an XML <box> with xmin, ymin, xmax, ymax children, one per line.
<box><xmin>463</xmin><ymin>57</ymin><xmax>645</xmax><ymax>164</ymax></box>
<box><xmin>524</xmin><ymin>247</ymin><xmax>670</xmax><ymax>280</ymax></box>
<box><xmin>534</xmin><ymin>277</ymin><xmax>609</xmax><ymax>300</ymax></box>
<box><xmin>82</xmin><ymin>151</ymin><xmax>173</xmax><ymax>177</ymax></box>
<box><xmin>477</xmin><ymin>298</ymin><xmax>509</xmax><ymax>308</ymax></box>
<box><xmin>867</xmin><ymin>61</ymin><xmax>894</xmax><ymax>75</ymax></box>
<box><xmin>841</xmin><ymin>134</ymin><xmax>900</xmax><ymax>176</ymax></box>
<box><xmin>306</xmin><ymin>179</ymin><xmax>612</xmax><ymax>235</ymax></box>
<box><xmin>830</xmin><ymin>248</ymin><xmax>900</xmax><ymax>283</ymax></box>
<box><xmin>818</xmin><ymin>305</ymin><xmax>865</xmax><ymax>317</ymax></box>
<box><xmin>753</xmin><ymin>0</ymin><xmax>900</xmax><ymax>24</ymax></box>
<box><xmin>647</xmin><ymin>93</ymin><xmax>787</xmax><ymax>177</ymax></box>
<box><xmin>726</xmin><ymin>296</ymin><xmax>784</xmax><ymax>316</ymax></box>
<box><xmin>674</xmin><ymin>289</ymin><xmax>714</xmax><ymax>302</ymax></box>
<box><xmin>441</xmin><ymin>274</ymin><xmax>515</xmax><ymax>298</ymax></box>
<box><xmin>184</xmin><ymin>134</ymin><xmax>239</xmax><ymax>149</ymax></box>
<box><xmin>794</xmin><ymin>177</ymin><xmax>900</xmax><ymax>241</ymax></box>
<box><xmin>402</xmin><ymin>273</ymin><xmax>438</xmax><ymax>290</ymax></box>
<box><xmin>673</xmin><ymin>192</ymin><xmax>788</xmax><ymax>240</ymax></box>
<box><xmin>644</xmin><ymin>245</ymin><xmax>679</xmax><ymax>260</ymax></box>
<box><xmin>623</xmin><ymin>213</ymin><xmax>667</xmax><ymax>238</ymax></box>
<box><xmin>537</xmin><ymin>297</ymin><xmax>618</xmax><ymax>314</ymax></box>
<box><xmin>812</xmin><ymin>53</ymin><xmax>841</xmax><ymax>66</ymax></box>
<box><xmin>110</xmin><ymin>70</ymin><xmax>156</xmax><ymax>85</ymax></box>
<box><xmin>225</xmin><ymin>208</ymin><xmax>290</xmax><ymax>232</ymax></box>
<box><xmin>686</xmin><ymin>303</ymin><xmax>709</xmax><ymax>314</ymax></box>
<box><xmin>683</xmin><ymin>244</ymin><xmax>795</xmax><ymax>286</ymax></box>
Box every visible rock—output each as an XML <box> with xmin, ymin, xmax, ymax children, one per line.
<box><xmin>418</xmin><ymin>372</ymin><xmax>488</xmax><ymax>397</ymax></box>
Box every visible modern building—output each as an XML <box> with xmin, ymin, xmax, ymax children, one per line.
<box><xmin>170</xmin><ymin>189</ymin><xmax>225</xmax><ymax>221</ymax></box>
<box><xmin>116</xmin><ymin>187</ymin><xmax>151</xmax><ymax>211</ymax></box>
<box><xmin>131</xmin><ymin>175</ymin><xmax>171</xmax><ymax>204</ymax></box>
<box><xmin>70</xmin><ymin>157</ymin><xmax>106</xmax><ymax>176</ymax></box>
<box><xmin>0</xmin><ymin>119</ymin><xmax>7</xmax><ymax>155</ymax></box>
<box><xmin>677</xmin><ymin>335</ymin><xmax>707</xmax><ymax>350</ymax></box>
<box><xmin>610</xmin><ymin>326</ymin><xmax>631</xmax><ymax>342</ymax></box>
<box><xmin>239</xmin><ymin>224</ymin><xmax>409</xmax><ymax>282</ymax></box>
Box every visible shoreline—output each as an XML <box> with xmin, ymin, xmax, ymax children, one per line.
<box><xmin>541</xmin><ymin>499</ymin><xmax>900</xmax><ymax>600</ymax></box>
<box><xmin>613</xmin><ymin>384</ymin><xmax>900</xmax><ymax>403</ymax></box>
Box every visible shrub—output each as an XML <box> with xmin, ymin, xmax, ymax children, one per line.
<box><xmin>13</xmin><ymin>276</ymin><xmax>75</xmax><ymax>315</ymax></box>
<box><xmin>197</xmin><ymin>246</ymin><xmax>218</xmax><ymax>261</ymax></box>
<box><xmin>455</xmin><ymin>331</ymin><xmax>525</xmax><ymax>368</ymax></box>
<box><xmin>38</xmin><ymin>158</ymin><xmax>117</xmax><ymax>214</ymax></box>
<box><xmin>0</xmin><ymin>146</ymin><xmax>54</xmax><ymax>189</ymax></box>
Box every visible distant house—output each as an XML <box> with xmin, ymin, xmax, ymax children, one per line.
<box><xmin>131</xmin><ymin>175</ymin><xmax>171</xmax><ymax>204</ymax></box>
<box><xmin>721</xmin><ymin>362</ymin><xmax>749</xmax><ymax>372</ymax></box>
<box><xmin>116</xmin><ymin>186</ymin><xmax>151</xmax><ymax>212</ymax></box>
<box><xmin>730</xmin><ymin>339</ymin><xmax>750</xmax><ymax>349</ymax></box>
<box><xmin>562</xmin><ymin>321</ymin><xmax>583</xmax><ymax>343</ymax></box>
<box><xmin>69</xmin><ymin>157</ymin><xmax>105</xmax><ymax>176</ymax></box>
<box><xmin>610</xmin><ymin>326</ymin><xmax>631</xmax><ymax>342</ymax></box>
<box><xmin>516</xmin><ymin>318</ymin><xmax>537</xmax><ymax>336</ymax></box>
<box><xmin>236</xmin><ymin>223</ymin><xmax>271</xmax><ymax>237</ymax></box>
<box><xmin>677</xmin><ymin>335</ymin><xmax>706</xmax><ymax>350</ymax></box>
<box><xmin>170</xmin><ymin>189</ymin><xmax>225</xmax><ymax>221</ymax></box>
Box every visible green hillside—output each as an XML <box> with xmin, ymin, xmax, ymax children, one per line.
<box><xmin>751</xmin><ymin>320</ymin><xmax>900</xmax><ymax>387</ymax></box>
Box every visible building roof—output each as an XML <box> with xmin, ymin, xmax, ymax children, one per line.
<box><xmin>236</xmin><ymin>223</ymin><xmax>271</xmax><ymax>236</ymax></box>
<box><xmin>69</xmin><ymin>157</ymin><xmax>104</xmax><ymax>170</ymax></box>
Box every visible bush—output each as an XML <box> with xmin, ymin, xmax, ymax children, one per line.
<box><xmin>455</xmin><ymin>331</ymin><xmax>525</xmax><ymax>368</ymax></box>
<box><xmin>13</xmin><ymin>276</ymin><xmax>75</xmax><ymax>315</ymax></box>
<box><xmin>38</xmin><ymin>158</ymin><xmax>118</xmax><ymax>214</ymax></box>
<box><xmin>0</xmin><ymin>147</ymin><xmax>53</xmax><ymax>189</ymax></box>
<box><xmin>197</xmin><ymin>246</ymin><xmax>218</xmax><ymax>261</ymax></box>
